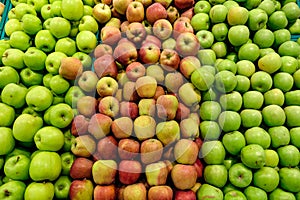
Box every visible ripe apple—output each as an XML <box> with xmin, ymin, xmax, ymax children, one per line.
<box><xmin>0</xmin><ymin>181</ymin><xmax>26</xmax><ymax>200</ymax></box>
<box><xmin>118</xmin><ymin>138</ymin><xmax>140</xmax><ymax>160</ymax></box>
<box><xmin>94</xmin><ymin>185</ymin><xmax>116</xmax><ymax>200</ymax></box>
<box><xmin>92</xmin><ymin>160</ymin><xmax>117</xmax><ymax>185</ymax></box>
<box><xmin>70</xmin><ymin>157</ymin><xmax>93</xmax><ymax>179</ymax></box>
<box><xmin>126</xmin><ymin>1</ymin><xmax>144</xmax><ymax>23</ymax></box>
<box><xmin>140</xmin><ymin>138</ymin><xmax>163</xmax><ymax>164</ymax></box>
<box><xmin>146</xmin><ymin>2</ymin><xmax>167</xmax><ymax>24</ymax></box>
<box><xmin>171</xmin><ymin>164</ymin><xmax>198</xmax><ymax>190</ymax></box>
<box><xmin>96</xmin><ymin>136</ymin><xmax>118</xmax><ymax>160</ymax></box>
<box><xmin>153</xmin><ymin>19</ymin><xmax>173</xmax><ymax>40</ymax></box>
<box><xmin>148</xmin><ymin>186</ymin><xmax>173</xmax><ymax>200</ymax></box>
<box><xmin>96</xmin><ymin>76</ymin><xmax>119</xmax><ymax>97</ymax></box>
<box><xmin>69</xmin><ymin>179</ymin><xmax>94</xmax><ymax>200</ymax></box>
<box><xmin>88</xmin><ymin>113</ymin><xmax>112</xmax><ymax>140</ymax></box>
<box><xmin>71</xmin><ymin>135</ymin><xmax>96</xmax><ymax>157</ymax></box>
<box><xmin>100</xmin><ymin>26</ymin><xmax>122</xmax><ymax>46</ymax></box>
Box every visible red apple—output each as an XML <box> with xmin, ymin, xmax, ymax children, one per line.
<box><xmin>142</xmin><ymin>35</ymin><xmax>162</xmax><ymax>49</ymax></box>
<box><xmin>118</xmin><ymin>138</ymin><xmax>140</xmax><ymax>160</ymax></box>
<box><xmin>111</xmin><ymin>117</ymin><xmax>133</xmax><ymax>139</ymax></box>
<box><xmin>156</xmin><ymin>94</ymin><xmax>179</xmax><ymax>120</ymax></box>
<box><xmin>140</xmin><ymin>138</ymin><xmax>164</xmax><ymax>164</ymax></box>
<box><xmin>146</xmin><ymin>2</ymin><xmax>168</xmax><ymax>24</ymax></box>
<box><xmin>69</xmin><ymin>179</ymin><xmax>94</xmax><ymax>200</ymax></box>
<box><xmin>175</xmin><ymin>103</ymin><xmax>191</xmax><ymax>121</ymax></box>
<box><xmin>171</xmin><ymin>164</ymin><xmax>198</xmax><ymax>190</ymax></box>
<box><xmin>167</xmin><ymin>6</ymin><xmax>180</xmax><ymax>24</ymax></box>
<box><xmin>139</xmin><ymin>42</ymin><xmax>161</xmax><ymax>64</ymax></box>
<box><xmin>77</xmin><ymin>96</ymin><xmax>98</xmax><ymax>118</ymax></box>
<box><xmin>119</xmin><ymin>101</ymin><xmax>139</xmax><ymax>119</ymax></box>
<box><xmin>126</xmin><ymin>1</ymin><xmax>145</xmax><ymax>23</ymax></box>
<box><xmin>174</xmin><ymin>0</ymin><xmax>195</xmax><ymax>10</ymax></box>
<box><xmin>123</xmin><ymin>81</ymin><xmax>140</xmax><ymax>102</ymax></box>
<box><xmin>70</xmin><ymin>157</ymin><xmax>93</xmax><ymax>179</ymax></box>
<box><xmin>97</xmin><ymin>136</ymin><xmax>118</xmax><ymax>160</ymax></box>
<box><xmin>159</xmin><ymin>49</ymin><xmax>180</xmax><ymax>71</ymax></box>
<box><xmin>113</xmin><ymin>41</ymin><xmax>138</xmax><ymax>66</ymax></box>
<box><xmin>126</xmin><ymin>62</ymin><xmax>146</xmax><ymax>81</ymax></box>
<box><xmin>153</xmin><ymin>19</ymin><xmax>173</xmax><ymax>40</ymax></box>
<box><xmin>181</xmin><ymin>7</ymin><xmax>194</xmax><ymax>20</ymax></box>
<box><xmin>179</xmin><ymin>56</ymin><xmax>201</xmax><ymax>79</ymax></box>
<box><xmin>94</xmin><ymin>185</ymin><xmax>116</xmax><ymax>200</ymax></box>
<box><xmin>126</xmin><ymin>22</ymin><xmax>147</xmax><ymax>45</ymax></box>
<box><xmin>148</xmin><ymin>186</ymin><xmax>173</xmax><ymax>200</ymax></box>
<box><xmin>100</xmin><ymin>26</ymin><xmax>122</xmax><ymax>46</ymax></box>
<box><xmin>94</xmin><ymin>54</ymin><xmax>118</xmax><ymax>79</ymax></box>
<box><xmin>174</xmin><ymin>190</ymin><xmax>196</xmax><ymax>200</ymax></box>
<box><xmin>71</xmin><ymin>115</ymin><xmax>89</xmax><ymax>136</ymax></box>
<box><xmin>175</xmin><ymin>32</ymin><xmax>200</xmax><ymax>56</ymax></box>
<box><xmin>118</xmin><ymin>160</ymin><xmax>142</xmax><ymax>185</ymax></box>
<box><xmin>173</xmin><ymin>17</ymin><xmax>193</xmax><ymax>39</ymax></box>
<box><xmin>59</xmin><ymin>57</ymin><xmax>83</xmax><ymax>80</ymax></box>
<box><xmin>98</xmin><ymin>96</ymin><xmax>120</xmax><ymax>118</ymax></box>
<box><xmin>193</xmin><ymin>158</ymin><xmax>204</xmax><ymax>178</ymax></box>
<box><xmin>120</xmin><ymin>20</ymin><xmax>130</xmax><ymax>32</ymax></box>
<box><xmin>123</xmin><ymin>183</ymin><xmax>147</xmax><ymax>200</ymax></box>
<box><xmin>88</xmin><ymin>113</ymin><xmax>113</xmax><ymax>140</ymax></box>
<box><xmin>94</xmin><ymin>43</ymin><xmax>113</xmax><ymax>58</ymax></box>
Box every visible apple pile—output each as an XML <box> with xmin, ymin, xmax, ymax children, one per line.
<box><xmin>0</xmin><ymin>0</ymin><xmax>300</xmax><ymax>200</ymax></box>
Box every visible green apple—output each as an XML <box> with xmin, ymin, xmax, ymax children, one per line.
<box><xmin>258</xmin><ymin>52</ymin><xmax>282</xmax><ymax>74</ymax></box>
<box><xmin>197</xmin><ymin>49</ymin><xmax>217</xmax><ymax>65</ymax></box>
<box><xmin>72</xmin><ymin>52</ymin><xmax>93</xmax><ymax>70</ymax></box>
<box><xmin>0</xmin><ymin>103</ymin><xmax>15</xmax><ymax>127</ymax></box>
<box><xmin>278</xmin><ymin>41</ymin><xmax>300</xmax><ymax>57</ymax></box>
<box><xmin>289</xmin><ymin>19</ymin><xmax>300</xmax><ymax>35</ymax></box>
<box><xmin>45</xmin><ymin>52</ymin><xmax>67</xmax><ymax>74</ymax></box>
<box><xmin>273</xmin><ymin>28</ymin><xmax>291</xmax><ymax>48</ymax></box>
<box><xmin>243</xmin><ymin>90</ymin><xmax>264</xmax><ymax>109</ymax></box>
<box><xmin>219</xmin><ymin>91</ymin><xmax>242</xmax><ymax>111</ymax></box>
<box><xmin>156</xmin><ymin>120</ymin><xmax>180</xmax><ymax>146</ymax></box>
<box><xmin>35</xmin><ymin>30</ymin><xmax>56</xmax><ymax>53</ymax></box>
<box><xmin>262</xmin><ymin>104</ymin><xmax>286</xmax><ymax>126</ymax></box>
<box><xmin>0</xmin><ymin>127</ymin><xmax>15</xmax><ymax>155</ymax></box>
<box><xmin>54</xmin><ymin>176</ymin><xmax>71</xmax><ymax>199</ymax></box>
<box><xmin>216</xmin><ymin>59</ymin><xmax>237</xmax><ymax>74</ymax></box>
<box><xmin>294</xmin><ymin>69</ymin><xmax>300</xmax><ymax>88</ymax></box>
<box><xmin>228</xmin><ymin>162</ymin><xmax>252</xmax><ymax>188</ymax></box>
<box><xmin>61</xmin><ymin>0</ymin><xmax>84</xmax><ymax>21</ymax></box>
<box><xmin>1</xmin><ymin>83</ymin><xmax>28</xmax><ymax>109</ymax></box>
<box><xmin>194</xmin><ymin>0</ymin><xmax>211</xmax><ymax>14</ymax></box>
<box><xmin>222</xmin><ymin>131</ymin><xmax>246</xmax><ymax>155</ymax></box>
<box><xmin>268</xmin><ymin>11</ymin><xmax>288</xmax><ymax>30</ymax></box>
<box><xmin>264</xmin><ymin>88</ymin><xmax>285</xmax><ymax>106</ymax></box>
<box><xmin>253</xmin><ymin>166</ymin><xmax>279</xmax><ymax>192</ymax></box>
<box><xmin>60</xmin><ymin>151</ymin><xmax>75</xmax><ymax>175</ymax></box>
<box><xmin>24</xmin><ymin>182</ymin><xmax>55</xmax><ymax>200</ymax></box>
<box><xmin>223</xmin><ymin>0</ymin><xmax>239</xmax><ymax>10</ymax></box>
<box><xmin>211</xmin><ymin>41</ymin><xmax>227</xmax><ymax>58</ymax></box>
<box><xmin>235</xmin><ymin>75</ymin><xmax>250</xmax><ymax>93</ymax></box>
<box><xmin>240</xmin><ymin>109</ymin><xmax>262</xmax><ymax>128</ymax></box>
<box><xmin>21</xmin><ymin>14</ymin><xmax>42</xmax><ymax>35</ymax></box>
<box><xmin>253</xmin><ymin>28</ymin><xmax>274</xmax><ymax>48</ymax></box>
<box><xmin>5</xmin><ymin>147</ymin><xmax>31</xmax><ymax>161</ymax></box>
<box><xmin>49</xmin><ymin>75</ymin><xmax>70</xmax><ymax>95</ymax></box>
<box><xmin>29</xmin><ymin>151</ymin><xmax>61</xmax><ymax>181</ymax></box>
<box><xmin>250</xmin><ymin>71</ymin><xmax>273</xmax><ymax>92</ymax></box>
<box><xmin>20</xmin><ymin>68</ymin><xmax>43</xmax><ymax>87</ymax></box>
<box><xmin>64</xmin><ymin>86</ymin><xmax>85</xmax><ymax>107</ymax></box>
<box><xmin>209</xmin><ymin>4</ymin><xmax>228</xmax><ymax>24</ymax></box>
<box><xmin>44</xmin><ymin>103</ymin><xmax>74</xmax><ymax>128</ymax></box>
<box><xmin>238</xmin><ymin>43</ymin><xmax>260</xmax><ymax>62</ymax></box>
<box><xmin>199</xmin><ymin>101</ymin><xmax>221</xmax><ymax>121</ymax></box>
<box><xmin>244</xmin><ymin>127</ymin><xmax>271</xmax><ymax>149</ymax></box>
<box><xmin>25</xmin><ymin>85</ymin><xmax>53</xmax><ymax>112</ymax></box>
<box><xmin>279</xmin><ymin>167</ymin><xmax>300</xmax><ymax>193</ymax></box>
<box><xmin>290</xmin><ymin>127</ymin><xmax>300</xmax><ymax>148</ymax></box>
<box><xmin>285</xmin><ymin>90</ymin><xmax>300</xmax><ymax>106</ymax></box>
<box><xmin>257</xmin><ymin>0</ymin><xmax>275</xmax><ymax>15</ymax></box>
<box><xmin>14</xmin><ymin>3</ymin><xmax>37</xmax><ymax>20</ymax></box>
<box><xmin>211</xmin><ymin>23</ymin><xmax>228</xmax><ymax>42</ymax></box>
<box><xmin>23</xmin><ymin>47</ymin><xmax>47</xmax><ymax>71</ymax></box>
<box><xmin>49</xmin><ymin>17</ymin><xmax>71</xmax><ymax>39</ymax></box>
<box><xmin>55</xmin><ymin>37</ymin><xmax>77</xmax><ymax>56</ymax></box>
<box><xmin>76</xmin><ymin>30</ymin><xmax>98</xmax><ymax>54</ymax></box>
<box><xmin>9</xmin><ymin>31</ymin><xmax>31</xmax><ymax>51</ymax></box>
<box><xmin>214</xmin><ymin>70</ymin><xmax>237</xmax><ymax>93</ymax></box>
<box><xmin>196</xmin><ymin>30</ymin><xmax>214</xmax><ymax>49</ymax></box>
<box><xmin>228</xmin><ymin>25</ymin><xmax>250</xmax><ymax>46</ymax></box>
<box><xmin>197</xmin><ymin>184</ymin><xmax>224</xmax><ymax>200</ymax></box>
<box><xmin>34</xmin><ymin>126</ymin><xmax>65</xmax><ymax>151</ymax></box>
<box><xmin>191</xmin><ymin>67</ymin><xmax>215</xmax><ymax>91</ymax></box>
<box><xmin>0</xmin><ymin>181</ymin><xmax>26</xmax><ymax>200</ymax></box>
<box><xmin>200</xmin><ymin>121</ymin><xmax>221</xmax><ymax>140</ymax></box>
<box><xmin>241</xmin><ymin>144</ymin><xmax>266</xmax><ymax>169</ymax></box>
<box><xmin>204</xmin><ymin>165</ymin><xmax>228</xmax><ymax>188</ymax></box>
<box><xmin>27</xmin><ymin>0</ymin><xmax>48</xmax><ymax>12</ymax></box>
<box><xmin>264</xmin><ymin>149</ymin><xmax>279</xmax><ymax>167</ymax></box>
<box><xmin>4</xmin><ymin>155</ymin><xmax>30</xmax><ymax>180</ymax></box>
<box><xmin>280</xmin><ymin>56</ymin><xmax>298</xmax><ymax>74</ymax></box>
<box><xmin>282</xmin><ymin>2</ymin><xmax>300</xmax><ymax>22</ymax></box>
<box><xmin>191</xmin><ymin>13</ymin><xmax>210</xmax><ymax>31</ymax></box>
<box><xmin>79</xmin><ymin>15</ymin><xmax>98</xmax><ymax>33</ymax></box>
<box><xmin>269</xmin><ymin>188</ymin><xmax>297</xmax><ymax>200</ymax></box>
<box><xmin>236</xmin><ymin>60</ymin><xmax>256</xmax><ymax>77</ymax></box>
<box><xmin>277</xmin><ymin>145</ymin><xmax>299</xmax><ymax>167</ymax></box>
<box><xmin>2</xmin><ymin>48</ymin><xmax>26</xmax><ymax>70</ymax></box>
<box><xmin>51</xmin><ymin>0</ymin><xmax>62</xmax><ymax>17</ymax></box>
<box><xmin>247</xmin><ymin>8</ymin><xmax>268</xmax><ymax>31</ymax></box>
<box><xmin>268</xmin><ymin>126</ymin><xmax>290</xmax><ymax>148</ymax></box>
<box><xmin>227</xmin><ymin>6</ymin><xmax>248</xmax><ymax>25</ymax></box>
<box><xmin>200</xmin><ymin>140</ymin><xmax>226</xmax><ymax>164</ymax></box>
<box><xmin>218</xmin><ymin>111</ymin><xmax>241</xmax><ymax>132</ymax></box>
<box><xmin>12</xmin><ymin>113</ymin><xmax>43</xmax><ymax>142</ymax></box>
<box><xmin>4</xmin><ymin>19</ymin><xmax>23</xmax><ymax>37</ymax></box>
<box><xmin>244</xmin><ymin>186</ymin><xmax>268</xmax><ymax>200</ymax></box>
<box><xmin>41</xmin><ymin>4</ymin><xmax>52</xmax><ymax>20</ymax></box>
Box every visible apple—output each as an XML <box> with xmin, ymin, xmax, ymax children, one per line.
<box><xmin>197</xmin><ymin>184</ymin><xmax>223</xmax><ymax>200</ymax></box>
<box><xmin>61</xmin><ymin>0</ymin><xmax>84</xmax><ymax>21</ymax></box>
<box><xmin>227</xmin><ymin>6</ymin><xmax>248</xmax><ymax>25</ymax></box>
<box><xmin>166</xmin><ymin>6</ymin><xmax>179</xmax><ymax>24</ymax></box>
<box><xmin>156</xmin><ymin>120</ymin><xmax>180</xmax><ymax>146</ymax></box>
<box><xmin>29</xmin><ymin>151</ymin><xmax>61</xmax><ymax>181</ymax></box>
<box><xmin>69</xmin><ymin>179</ymin><xmax>94</xmax><ymax>200</ymax></box>
<box><xmin>54</xmin><ymin>176</ymin><xmax>71</xmax><ymax>199</ymax></box>
<box><xmin>24</xmin><ymin>182</ymin><xmax>55</xmax><ymax>200</ymax></box>
<box><xmin>253</xmin><ymin>166</ymin><xmax>280</xmax><ymax>192</ymax></box>
<box><xmin>240</xmin><ymin>109</ymin><xmax>262</xmax><ymax>128</ymax></box>
<box><xmin>268</xmin><ymin>11</ymin><xmax>288</xmax><ymax>31</ymax></box>
<box><xmin>71</xmin><ymin>135</ymin><xmax>96</xmax><ymax>157</ymax></box>
<box><xmin>204</xmin><ymin>164</ymin><xmax>228</xmax><ymax>188</ymax></box>
<box><xmin>100</xmin><ymin>26</ymin><xmax>122</xmax><ymax>46</ymax></box>
<box><xmin>79</xmin><ymin>15</ymin><xmax>98</xmax><ymax>33</ymax></box>
<box><xmin>153</xmin><ymin>19</ymin><xmax>173</xmax><ymax>41</ymax></box>
<box><xmin>2</xmin><ymin>48</ymin><xmax>26</xmax><ymax>70</ymax></box>
<box><xmin>77</xmin><ymin>71</ymin><xmax>98</xmax><ymax>93</ymax></box>
<box><xmin>35</xmin><ymin>30</ymin><xmax>56</xmax><ymax>53</ymax></box>
<box><xmin>88</xmin><ymin>113</ymin><xmax>112</xmax><ymax>140</ymax></box>
<box><xmin>0</xmin><ymin>181</ymin><xmax>26</xmax><ymax>200</ymax></box>
<box><xmin>113</xmin><ymin>41</ymin><xmax>138</xmax><ymax>66</ymax></box>
<box><xmin>247</xmin><ymin>8</ymin><xmax>268</xmax><ymax>31</ymax></box>
<box><xmin>262</xmin><ymin>104</ymin><xmax>286</xmax><ymax>127</ymax></box>
<box><xmin>45</xmin><ymin>52</ymin><xmax>67</xmax><ymax>75</ymax></box>
<box><xmin>228</xmin><ymin>25</ymin><xmax>250</xmax><ymax>47</ymax></box>
<box><xmin>0</xmin><ymin>66</ymin><xmax>19</xmax><ymax>89</ymax></box>
<box><xmin>171</xmin><ymin>164</ymin><xmax>198</xmax><ymax>190</ymax></box>
<box><xmin>145</xmin><ymin>65</ymin><xmax>165</xmax><ymax>84</ymax></box>
<box><xmin>279</xmin><ymin>167</ymin><xmax>300</xmax><ymax>193</ymax></box>
<box><xmin>12</xmin><ymin>113</ymin><xmax>43</xmax><ymax>143</ymax></box>
<box><xmin>76</xmin><ymin>30</ymin><xmax>97</xmax><ymax>54</ymax></box>
<box><xmin>93</xmin><ymin>160</ymin><xmax>117</xmax><ymax>185</ymax></box>
<box><xmin>211</xmin><ymin>23</ymin><xmax>228</xmax><ymax>42</ymax></box>
<box><xmin>96</xmin><ymin>136</ymin><xmax>118</xmax><ymax>160</ymax></box>
<box><xmin>126</xmin><ymin>62</ymin><xmax>146</xmax><ymax>81</ymax></box>
<box><xmin>285</xmin><ymin>90</ymin><xmax>300</xmax><ymax>106</ymax></box>
<box><xmin>200</xmin><ymin>140</ymin><xmax>226</xmax><ymax>164</ymax></box>
<box><xmin>118</xmin><ymin>138</ymin><xmax>140</xmax><ymax>160</ymax></box>
<box><xmin>123</xmin><ymin>183</ymin><xmax>147</xmax><ymax>200</ymax></box>
<box><xmin>126</xmin><ymin>1</ymin><xmax>144</xmax><ymax>23</ymax></box>
<box><xmin>112</xmin><ymin>117</ymin><xmax>133</xmax><ymax>139</ymax></box>
<box><xmin>71</xmin><ymin>115</ymin><xmax>89</xmax><ymax>136</ymax></box>
<box><xmin>250</xmin><ymin>71</ymin><xmax>273</xmax><ymax>93</ymax></box>
<box><xmin>148</xmin><ymin>186</ymin><xmax>173</xmax><ymax>200</ymax></box>
<box><xmin>94</xmin><ymin>185</ymin><xmax>116</xmax><ymax>200</ymax></box>
<box><xmin>134</xmin><ymin>115</ymin><xmax>156</xmax><ymax>141</ymax></box>
<box><xmin>0</xmin><ymin>103</ymin><xmax>15</xmax><ymax>127</ymax></box>
<box><xmin>244</xmin><ymin>127</ymin><xmax>271</xmax><ymax>149</ymax></box>
<box><xmin>70</xmin><ymin>157</ymin><xmax>93</xmax><ymax>179</ymax></box>
<box><xmin>126</xmin><ymin>22</ymin><xmax>147</xmax><ymax>45</ymax></box>
<box><xmin>118</xmin><ymin>160</ymin><xmax>142</xmax><ymax>185</ymax></box>
<box><xmin>94</xmin><ymin>43</ymin><xmax>113</xmax><ymax>58</ymax></box>
<box><xmin>34</xmin><ymin>126</ymin><xmax>64</xmax><ymax>151</ymax></box>
<box><xmin>222</xmin><ymin>131</ymin><xmax>246</xmax><ymax>156</ymax></box>
<box><xmin>123</xmin><ymin>81</ymin><xmax>139</xmax><ymax>102</ymax></box>
<box><xmin>138</xmin><ymin>98</ymin><xmax>156</xmax><ymax>117</ymax></box>
<box><xmin>156</xmin><ymin>94</ymin><xmax>179</xmax><ymax>120</ymax></box>
<box><xmin>146</xmin><ymin>2</ymin><xmax>167</xmax><ymax>24</ymax></box>
<box><xmin>173</xmin><ymin>17</ymin><xmax>194</xmax><ymax>39</ymax></box>
<box><xmin>174</xmin><ymin>139</ymin><xmax>198</xmax><ymax>165</ymax></box>
<box><xmin>218</xmin><ymin>110</ymin><xmax>241</xmax><ymax>133</ymax></box>
<box><xmin>4</xmin><ymin>154</ymin><xmax>30</xmax><ymax>181</ymax></box>
<box><xmin>44</xmin><ymin>103</ymin><xmax>74</xmax><ymax>128</ymax></box>
<box><xmin>175</xmin><ymin>32</ymin><xmax>200</xmax><ymax>57</ymax></box>
<box><xmin>241</xmin><ymin>144</ymin><xmax>266</xmax><ymax>169</ymax></box>
<box><xmin>277</xmin><ymin>145</ymin><xmax>299</xmax><ymax>167</ymax></box>
<box><xmin>96</xmin><ymin>76</ymin><xmax>119</xmax><ymax>97</ymax></box>
<box><xmin>119</xmin><ymin>101</ymin><xmax>139</xmax><ymax>119</ymax></box>
<box><xmin>140</xmin><ymin>139</ymin><xmax>163</xmax><ymax>164</ymax></box>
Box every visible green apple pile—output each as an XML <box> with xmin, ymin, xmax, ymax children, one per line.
<box><xmin>0</xmin><ymin>0</ymin><xmax>300</xmax><ymax>199</ymax></box>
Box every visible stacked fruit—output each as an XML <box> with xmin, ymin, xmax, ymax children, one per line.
<box><xmin>0</xmin><ymin>0</ymin><xmax>299</xmax><ymax>200</ymax></box>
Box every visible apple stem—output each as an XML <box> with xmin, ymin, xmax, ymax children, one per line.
<box><xmin>4</xmin><ymin>189</ymin><xmax>10</xmax><ymax>197</ymax></box>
